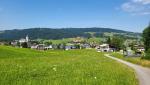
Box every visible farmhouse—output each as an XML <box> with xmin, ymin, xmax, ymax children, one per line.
<box><xmin>97</xmin><ymin>44</ymin><xmax>110</xmax><ymax>52</ymax></box>
<box><xmin>65</xmin><ymin>44</ymin><xmax>76</xmax><ymax>50</ymax></box>
<box><xmin>134</xmin><ymin>45</ymin><xmax>145</xmax><ymax>52</ymax></box>
<box><xmin>31</xmin><ymin>44</ymin><xmax>53</xmax><ymax>50</ymax></box>
<box><xmin>81</xmin><ymin>43</ymin><xmax>91</xmax><ymax>49</ymax></box>
<box><xmin>36</xmin><ymin>44</ymin><xmax>45</xmax><ymax>50</ymax></box>
<box><xmin>45</xmin><ymin>45</ymin><xmax>53</xmax><ymax>50</ymax></box>
<box><xmin>31</xmin><ymin>44</ymin><xmax>38</xmax><ymax>49</ymax></box>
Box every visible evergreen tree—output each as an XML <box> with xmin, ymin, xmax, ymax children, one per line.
<box><xmin>143</xmin><ymin>25</ymin><xmax>150</xmax><ymax>51</ymax></box>
<box><xmin>143</xmin><ymin>25</ymin><xmax>150</xmax><ymax>59</ymax></box>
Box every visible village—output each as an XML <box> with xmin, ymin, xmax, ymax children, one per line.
<box><xmin>0</xmin><ymin>34</ymin><xmax>144</xmax><ymax>57</ymax></box>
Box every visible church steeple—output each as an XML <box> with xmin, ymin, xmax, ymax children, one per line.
<box><xmin>26</xmin><ymin>35</ymin><xmax>29</xmax><ymax>42</ymax></box>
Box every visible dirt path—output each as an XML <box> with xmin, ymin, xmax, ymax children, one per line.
<box><xmin>104</xmin><ymin>54</ymin><xmax>150</xmax><ymax>85</ymax></box>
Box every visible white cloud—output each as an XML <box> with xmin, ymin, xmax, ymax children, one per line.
<box><xmin>121</xmin><ymin>0</ymin><xmax>150</xmax><ymax>15</ymax></box>
<box><xmin>133</xmin><ymin>0</ymin><xmax>150</xmax><ymax>4</ymax></box>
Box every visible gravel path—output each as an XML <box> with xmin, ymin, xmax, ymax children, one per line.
<box><xmin>104</xmin><ymin>54</ymin><xmax>150</xmax><ymax>85</ymax></box>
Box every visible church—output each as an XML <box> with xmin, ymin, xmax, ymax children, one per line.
<box><xmin>19</xmin><ymin>35</ymin><xmax>30</xmax><ymax>43</ymax></box>
<box><xmin>19</xmin><ymin>35</ymin><xmax>31</xmax><ymax>48</ymax></box>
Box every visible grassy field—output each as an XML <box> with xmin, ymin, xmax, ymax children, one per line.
<box><xmin>43</xmin><ymin>38</ymin><xmax>102</xmax><ymax>44</ymax></box>
<box><xmin>46</xmin><ymin>38</ymin><xmax>74</xmax><ymax>44</ymax></box>
<box><xmin>0</xmin><ymin>46</ymin><xmax>138</xmax><ymax>85</ymax></box>
<box><xmin>111</xmin><ymin>53</ymin><xmax>150</xmax><ymax>68</ymax></box>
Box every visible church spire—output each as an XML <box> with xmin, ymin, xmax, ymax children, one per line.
<box><xmin>26</xmin><ymin>35</ymin><xmax>29</xmax><ymax>42</ymax></box>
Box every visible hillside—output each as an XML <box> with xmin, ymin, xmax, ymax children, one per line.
<box><xmin>0</xmin><ymin>28</ymin><xmax>136</xmax><ymax>40</ymax></box>
<box><xmin>0</xmin><ymin>46</ymin><xmax>138</xmax><ymax>85</ymax></box>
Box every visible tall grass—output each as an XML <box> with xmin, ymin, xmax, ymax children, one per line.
<box><xmin>111</xmin><ymin>52</ymin><xmax>150</xmax><ymax>68</ymax></box>
<box><xmin>0</xmin><ymin>46</ymin><xmax>138</xmax><ymax>85</ymax></box>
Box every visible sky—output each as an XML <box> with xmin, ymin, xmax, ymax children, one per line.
<box><xmin>0</xmin><ymin>0</ymin><xmax>150</xmax><ymax>32</ymax></box>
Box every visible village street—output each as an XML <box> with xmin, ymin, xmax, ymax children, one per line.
<box><xmin>104</xmin><ymin>54</ymin><xmax>150</xmax><ymax>85</ymax></box>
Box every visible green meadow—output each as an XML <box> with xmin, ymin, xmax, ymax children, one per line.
<box><xmin>0</xmin><ymin>46</ymin><xmax>138</xmax><ymax>85</ymax></box>
<box><xmin>111</xmin><ymin>52</ymin><xmax>150</xmax><ymax>68</ymax></box>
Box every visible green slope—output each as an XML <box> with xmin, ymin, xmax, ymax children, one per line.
<box><xmin>0</xmin><ymin>28</ymin><xmax>131</xmax><ymax>40</ymax></box>
<box><xmin>0</xmin><ymin>46</ymin><xmax>138</xmax><ymax>85</ymax></box>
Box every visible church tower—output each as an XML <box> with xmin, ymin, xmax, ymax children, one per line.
<box><xmin>26</xmin><ymin>35</ymin><xmax>29</xmax><ymax>42</ymax></box>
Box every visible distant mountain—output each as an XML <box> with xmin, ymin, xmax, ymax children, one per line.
<box><xmin>0</xmin><ymin>28</ymin><xmax>138</xmax><ymax>40</ymax></box>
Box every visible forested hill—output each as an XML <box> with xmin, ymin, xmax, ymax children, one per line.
<box><xmin>0</xmin><ymin>28</ymin><xmax>133</xmax><ymax>40</ymax></box>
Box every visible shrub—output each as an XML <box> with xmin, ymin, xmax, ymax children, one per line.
<box><xmin>144</xmin><ymin>49</ymin><xmax>150</xmax><ymax>60</ymax></box>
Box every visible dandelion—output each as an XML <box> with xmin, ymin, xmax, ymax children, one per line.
<box><xmin>53</xmin><ymin>67</ymin><xmax>57</xmax><ymax>71</ymax></box>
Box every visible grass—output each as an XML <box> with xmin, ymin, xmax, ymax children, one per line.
<box><xmin>111</xmin><ymin>52</ymin><xmax>150</xmax><ymax>68</ymax></box>
<box><xmin>86</xmin><ymin>38</ymin><xmax>101</xmax><ymax>44</ymax></box>
<box><xmin>0</xmin><ymin>46</ymin><xmax>138</xmax><ymax>85</ymax></box>
<box><xmin>44</xmin><ymin>37</ymin><xmax>102</xmax><ymax>44</ymax></box>
<box><xmin>49</xmin><ymin>38</ymin><xmax>74</xmax><ymax>44</ymax></box>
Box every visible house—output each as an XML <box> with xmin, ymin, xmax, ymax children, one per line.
<box><xmin>134</xmin><ymin>45</ymin><xmax>145</xmax><ymax>52</ymax></box>
<box><xmin>97</xmin><ymin>44</ymin><xmax>110</xmax><ymax>52</ymax></box>
<box><xmin>65</xmin><ymin>43</ymin><xmax>76</xmax><ymax>50</ymax></box>
<box><xmin>81</xmin><ymin>43</ymin><xmax>91</xmax><ymax>49</ymax></box>
<box><xmin>123</xmin><ymin>49</ymin><xmax>134</xmax><ymax>57</ymax></box>
<box><xmin>52</xmin><ymin>44</ymin><xmax>58</xmax><ymax>49</ymax></box>
<box><xmin>37</xmin><ymin>44</ymin><xmax>45</xmax><ymax>50</ymax></box>
<box><xmin>31</xmin><ymin>44</ymin><xmax>38</xmax><ymax>49</ymax></box>
<box><xmin>65</xmin><ymin>46</ymin><xmax>72</xmax><ymax>50</ymax></box>
<box><xmin>133</xmin><ymin>45</ymin><xmax>145</xmax><ymax>56</ymax></box>
<box><xmin>11</xmin><ymin>41</ymin><xmax>19</xmax><ymax>47</ymax></box>
<box><xmin>72</xmin><ymin>37</ymin><xmax>85</xmax><ymax>44</ymax></box>
<box><xmin>31</xmin><ymin>44</ymin><xmax>53</xmax><ymax>50</ymax></box>
<box><xmin>45</xmin><ymin>45</ymin><xmax>53</xmax><ymax>50</ymax></box>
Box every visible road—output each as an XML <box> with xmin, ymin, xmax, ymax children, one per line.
<box><xmin>104</xmin><ymin>54</ymin><xmax>150</xmax><ymax>85</ymax></box>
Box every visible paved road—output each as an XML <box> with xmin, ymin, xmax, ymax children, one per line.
<box><xmin>104</xmin><ymin>54</ymin><xmax>150</xmax><ymax>85</ymax></box>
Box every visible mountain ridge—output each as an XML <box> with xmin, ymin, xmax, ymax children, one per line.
<box><xmin>0</xmin><ymin>27</ymin><xmax>140</xmax><ymax>40</ymax></box>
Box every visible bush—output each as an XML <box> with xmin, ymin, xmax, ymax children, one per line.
<box><xmin>21</xmin><ymin>42</ymin><xmax>28</xmax><ymax>48</ymax></box>
<box><xmin>144</xmin><ymin>49</ymin><xmax>150</xmax><ymax>60</ymax></box>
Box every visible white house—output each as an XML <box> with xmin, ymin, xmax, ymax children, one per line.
<box><xmin>97</xmin><ymin>44</ymin><xmax>111</xmax><ymax>52</ymax></box>
<box><xmin>31</xmin><ymin>45</ymin><xmax>38</xmax><ymax>49</ymax></box>
<box><xmin>45</xmin><ymin>45</ymin><xmax>53</xmax><ymax>50</ymax></box>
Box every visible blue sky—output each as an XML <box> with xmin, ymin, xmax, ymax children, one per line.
<box><xmin>0</xmin><ymin>0</ymin><xmax>150</xmax><ymax>32</ymax></box>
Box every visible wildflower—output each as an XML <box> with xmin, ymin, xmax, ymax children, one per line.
<box><xmin>53</xmin><ymin>67</ymin><xmax>57</xmax><ymax>71</ymax></box>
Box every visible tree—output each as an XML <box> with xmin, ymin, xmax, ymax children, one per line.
<box><xmin>146</xmin><ymin>49</ymin><xmax>150</xmax><ymax>59</ymax></box>
<box><xmin>110</xmin><ymin>37</ymin><xmax>124</xmax><ymax>51</ymax></box>
<box><xmin>143</xmin><ymin>25</ymin><xmax>150</xmax><ymax>59</ymax></box>
<box><xmin>44</xmin><ymin>41</ymin><xmax>52</xmax><ymax>46</ymax></box>
<box><xmin>21</xmin><ymin>42</ymin><xmax>28</xmax><ymax>48</ymax></box>
<box><xmin>106</xmin><ymin>37</ymin><xmax>111</xmax><ymax>45</ymax></box>
<box><xmin>143</xmin><ymin>25</ymin><xmax>150</xmax><ymax>51</ymax></box>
